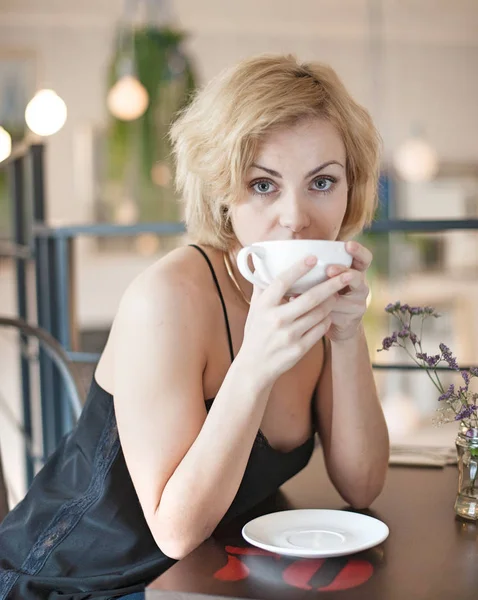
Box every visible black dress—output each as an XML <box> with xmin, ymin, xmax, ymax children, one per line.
<box><xmin>0</xmin><ymin>245</ymin><xmax>316</xmax><ymax>600</ymax></box>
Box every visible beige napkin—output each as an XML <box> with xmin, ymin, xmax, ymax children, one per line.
<box><xmin>389</xmin><ymin>444</ymin><xmax>457</xmax><ymax>468</ymax></box>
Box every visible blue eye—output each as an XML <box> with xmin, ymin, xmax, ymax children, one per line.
<box><xmin>251</xmin><ymin>180</ymin><xmax>277</xmax><ymax>195</ymax></box>
<box><xmin>311</xmin><ymin>177</ymin><xmax>335</xmax><ymax>192</ymax></box>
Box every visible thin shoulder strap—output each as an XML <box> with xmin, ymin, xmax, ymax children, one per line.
<box><xmin>189</xmin><ymin>244</ymin><xmax>235</xmax><ymax>363</ymax></box>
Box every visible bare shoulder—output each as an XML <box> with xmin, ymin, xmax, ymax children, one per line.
<box><xmin>97</xmin><ymin>245</ymin><xmax>221</xmax><ymax>389</ymax></box>
<box><xmin>118</xmin><ymin>245</ymin><xmax>218</xmax><ymax>325</ymax></box>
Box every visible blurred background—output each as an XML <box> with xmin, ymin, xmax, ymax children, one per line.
<box><xmin>0</xmin><ymin>0</ymin><xmax>477</xmax><ymax>508</ymax></box>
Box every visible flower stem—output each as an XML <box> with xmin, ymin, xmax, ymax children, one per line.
<box><xmin>413</xmin><ymin>341</ymin><xmax>445</xmax><ymax>394</ymax></box>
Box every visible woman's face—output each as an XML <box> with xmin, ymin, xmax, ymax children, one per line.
<box><xmin>230</xmin><ymin>118</ymin><xmax>348</xmax><ymax>249</ymax></box>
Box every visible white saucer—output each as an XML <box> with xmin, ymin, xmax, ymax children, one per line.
<box><xmin>242</xmin><ymin>509</ymin><xmax>389</xmax><ymax>558</ymax></box>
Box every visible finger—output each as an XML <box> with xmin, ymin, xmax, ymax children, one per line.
<box><xmin>281</xmin><ymin>271</ymin><xmax>354</xmax><ymax>319</ymax></box>
<box><xmin>326</xmin><ymin>264</ymin><xmax>347</xmax><ymax>278</ymax></box>
<box><xmin>265</xmin><ymin>255</ymin><xmax>318</xmax><ymax>305</ymax></box>
<box><xmin>298</xmin><ymin>316</ymin><xmax>332</xmax><ymax>355</ymax></box>
<box><xmin>345</xmin><ymin>241</ymin><xmax>373</xmax><ymax>272</ymax></box>
<box><xmin>336</xmin><ymin>269</ymin><xmax>364</xmax><ymax>292</ymax></box>
<box><xmin>290</xmin><ymin>295</ymin><xmax>337</xmax><ymax>337</ymax></box>
<box><xmin>251</xmin><ymin>283</ymin><xmax>263</xmax><ymax>302</ymax></box>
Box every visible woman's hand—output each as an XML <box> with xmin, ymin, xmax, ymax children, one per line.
<box><xmin>324</xmin><ymin>240</ymin><xmax>372</xmax><ymax>342</ymax></box>
<box><xmin>237</xmin><ymin>256</ymin><xmax>353</xmax><ymax>387</ymax></box>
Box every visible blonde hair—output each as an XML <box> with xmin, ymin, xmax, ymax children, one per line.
<box><xmin>170</xmin><ymin>54</ymin><xmax>381</xmax><ymax>250</ymax></box>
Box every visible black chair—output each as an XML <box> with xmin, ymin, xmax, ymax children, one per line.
<box><xmin>0</xmin><ymin>316</ymin><xmax>86</xmax><ymax>520</ymax></box>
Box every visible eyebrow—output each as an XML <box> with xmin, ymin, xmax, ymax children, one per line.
<box><xmin>251</xmin><ymin>160</ymin><xmax>345</xmax><ymax>179</ymax></box>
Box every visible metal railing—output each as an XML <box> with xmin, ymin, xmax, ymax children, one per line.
<box><xmin>2</xmin><ymin>143</ymin><xmax>45</xmax><ymax>483</ymax></box>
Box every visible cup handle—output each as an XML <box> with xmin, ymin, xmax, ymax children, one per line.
<box><xmin>236</xmin><ymin>246</ymin><xmax>268</xmax><ymax>288</ymax></box>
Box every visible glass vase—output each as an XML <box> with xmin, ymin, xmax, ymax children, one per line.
<box><xmin>454</xmin><ymin>426</ymin><xmax>478</xmax><ymax>520</ymax></box>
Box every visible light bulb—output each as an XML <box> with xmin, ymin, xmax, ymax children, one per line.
<box><xmin>394</xmin><ymin>137</ymin><xmax>438</xmax><ymax>183</ymax></box>
<box><xmin>0</xmin><ymin>127</ymin><xmax>12</xmax><ymax>162</ymax></box>
<box><xmin>151</xmin><ymin>162</ymin><xmax>172</xmax><ymax>187</ymax></box>
<box><xmin>107</xmin><ymin>75</ymin><xmax>149</xmax><ymax>121</ymax></box>
<box><xmin>25</xmin><ymin>89</ymin><xmax>67</xmax><ymax>137</ymax></box>
<box><xmin>115</xmin><ymin>198</ymin><xmax>139</xmax><ymax>224</ymax></box>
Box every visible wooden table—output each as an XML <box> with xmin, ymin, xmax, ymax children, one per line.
<box><xmin>147</xmin><ymin>449</ymin><xmax>478</xmax><ymax>600</ymax></box>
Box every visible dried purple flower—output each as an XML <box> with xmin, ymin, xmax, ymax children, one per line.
<box><xmin>384</xmin><ymin>301</ymin><xmax>438</xmax><ymax>318</ymax></box>
<box><xmin>416</xmin><ymin>352</ymin><xmax>440</xmax><ymax>368</ymax></box>
<box><xmin>438</xmin><ymin>384</ymin><xmax>455</xmax><ymax>402</ymax></box>
<box><xmin>446</xmin><ymin>357</ymin><xmax>459</xmax><ymax>371</ymax></box>
<box><xmin>380</xmin><ymin>336</ymin><xmax>395</xmax><ymax>351</ymax></box>
<box><xmin>380</xmin><ymin>301</ymin><xmax>478</xmax><ymax>427</ymax></box>
<box><xmin>385</xmin><ymin>302</ymin><xmax>401</xmax><ymax>314</ymax></box>
<box><xmin>455</xmin><ymin>405</ymin><xmax>478</xmax><ymax>421</ymax></box>
<box><xmin>379</xmin><ymin>330</ymin><xmax>400</xmax><ymax>351</ymax></box>
<box><xmin>439</xmin><ymin>343</ymin><xmax>460</xmax><ymax>371</ymax></box>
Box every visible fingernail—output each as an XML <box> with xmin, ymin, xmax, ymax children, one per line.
<box><xmin>305</xmin><ymin>255</ymin><xmax>317</xmax><ymax>266</ymax></box>
<box><xmin>341</xmin><ymin>273</ymin><xmax>353</xmax><ymax>283</ymax></box>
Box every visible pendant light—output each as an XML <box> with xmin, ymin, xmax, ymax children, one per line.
<box><xmin>394</xmin><ymin>132</ymin><xmax>438</xmax><ymax>183</ymax></box>
<box><xmin>107</xmin><ymin>15</ymin><xmax>149</xmax><ymax>122</ymax></box>
<box><xmin>25</xmin><ymin>89</ymin><xmax>67</xmax><ymax>137</ymax></box>
<box><xmin>0</xmin><ymin>127</ymin><xmax>12</xmax><ymax>162</ymax></box>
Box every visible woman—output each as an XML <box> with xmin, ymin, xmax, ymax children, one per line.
<box><xmin>0</xmin><ymin>54</ymin><xmax>389</xmax><ymax>599</ymax></box>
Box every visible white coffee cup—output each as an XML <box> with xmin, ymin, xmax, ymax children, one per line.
<box><xmin>236</xmin><ymin>239</ymin><xmax>352</xmax><ymax>295</ymax></box>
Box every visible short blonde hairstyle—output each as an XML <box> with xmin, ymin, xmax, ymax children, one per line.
<box><xmin>170</xmin><ymin>54</ymin><xmax>381</xmax><ymax>250</ymax></box>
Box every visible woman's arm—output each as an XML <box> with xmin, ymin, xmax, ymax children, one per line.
<box><xmin>112</xmin><ymin>252</ymin><xmax>345</xmax><ymax>560</ymax></box>
<box><xmin>315</xmin><ymin>326</ymin><xmax>389</xmax><ymax>509</ymax></box>
<box><xmin>315</xmin><ymin>240</ymin><xmax>389</xmax><ymax>508</ymax></box>
<box><xmin>112</xmin><ymin>265</ymin><xmax>271</xmax><ymax>560</ymax></box>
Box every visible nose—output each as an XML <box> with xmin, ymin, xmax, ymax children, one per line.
<box><xmin>278</xmin><ymin>194</ymin><xmax>310</xmax><ymax>234</ymax></box>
